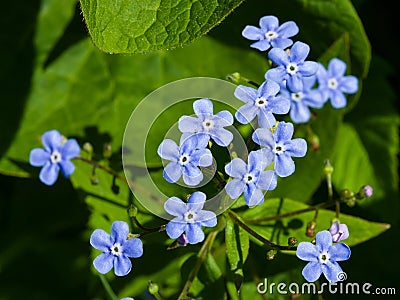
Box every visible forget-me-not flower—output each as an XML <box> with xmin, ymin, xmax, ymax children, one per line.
<box><xmin>242</xmin><ymin>15</ymin><xmax>299</xmax><ymax>51</ymax></box>
<box><xmin>90</xmin><ymin>221</ymin><xmax>143</xmax><ymax>276</ymax></box>
<box><xmin>178</xmin><ymin>98</ymin><xmax>234</xmax><ymax>147</ymax></box>
<box><xmin>252</xmin><ymin>121</ymin><xmax>307</xmax><ymax>177</ymax></box>
<box><xmin>328</xmin><ymin>221</ymin><xmax>349</xmax><ymax>243</ymax></box>
<box><xmin>164</xmin><ymin>192</ymin><xmax>217</xmax><ymax>244</ymax></box>
<box><xmin>266</xmin><ymin>41</ymin><xmax>318</xmax><ymax>93</ymax></box>
<box><xmin>316</xmin><ymin>58</ymin><xmax>359</xmax><ymax>108</ymax></box>
<box><xmin>29</xmin><ymin>129</ymin><xmax>80</xmax><ymax>186</ymax></box>
<box><xmin>224</xmin><ymin>150</ymin><xmax>277</xmax><ymax>207</ymax></box>
<box><xmin>279</xmin><ymin>76</ymin><xmax>325</xmax><ymax>123</ymax></box>
<box><xmin>296</xmin><ymin>230</ymin><xmax>351</xmax><ymax>282</ymax></box>
<box><xmin>158</xmin><ymin>135</ymin><xmax>212</xmax><ymax>186</ymax></box>
<box><xmin>235</xmin><ymin>80</ymin><xmax>290</xmax><ymax>128</ymax></box>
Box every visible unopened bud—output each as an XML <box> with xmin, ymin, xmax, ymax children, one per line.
<box><xmin>226</xmin><ymin>72</ymin><xmax>241</xmax><ymax>84</ymax></box>
<box><xmin>267</xmin><ymin>249</ymin><xmax>278</xmax><ymax>260</ymax></box>
<box><xmin>356</xmin><ymin>185</ymin><xmax>373</xmax><ymax>199</ymax></box>
<box><xmin>90</xmin><ymin>174</ymin><xmax>99</xmax><ymax>185</ymax></box>
<box><xmin>177</xmin><ymin>233</ymin><xmax>189</xmax><ymax>247</ymax></box>
<box><xmin>128</xmin><ymin>205</ymin><xmax>138</xmax><ymax>217</ymax></box>
<box><xmin>309</xmin><ymin>134</ymin><xmax>320</xmax><ymax>151</ymax></box>
<box><xmin>83</xmin><ymin>142</ymin><xmax>93</xmax><ymax>153</ymax></box>
<box><xmin>340</xmin><ymin>189</ymin><xmax>354</xmax><ymax>200</ymax></box>
<box><xmin>148</xmin><ymin>281</ymin><xmax>159</xmax><ymax>295</ymax></box>
<box><xmin>323</xmin><ymin>159</ymin><xmax>333</xmax><ymax>175</ymax></box>
<box><xmin>103</xmin><ymin>143</ymin><xmax>112</xmax><ymax>159</ymax></box>
<box><xmin>306</xmin><ymin>221</ymin><xmax>316</xmax><ymax>237</ymax></box>
<box><xmin>288</xmin><ymin>237</ymin><xmax>297</xmax><ymax>247</ymax></box>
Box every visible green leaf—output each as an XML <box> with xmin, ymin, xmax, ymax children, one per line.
<box><xmin>225</xmin><ymin>217</ymin><xmax>249</xmax><ymax>271</ymax></box>
<box><xmin>80</xmin><ymin>0</ymin><xmax>244</xmax><ymax>54</ymax></box>
<box><xmin>241</xmin><ymin>198</ymin><xmax>390</xmax><ymax>248</ymax></box>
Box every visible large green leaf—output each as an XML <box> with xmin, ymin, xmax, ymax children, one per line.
<box><xmin>80</xmin><ymin>0</ymin><xmax>244</xmax><ymax>54</ymax></box>
<box><xmin>240</xmin><ymin>198</ymin><xmax>390</xmax><ymax>248</ymax></box>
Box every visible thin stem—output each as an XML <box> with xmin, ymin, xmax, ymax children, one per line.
<box><xmin>227</xmin><ymin>210</ymin><xmax>295</xmax><ymax>251</ymax></box>
<box><xmin>136</xmin><ymin>224</ymin><xmax>166</xmax><ymax>238</ymax></box>
<box><xmin>99</xmin><ymin>274</ymin><xmax>119</xmax><ymax>300</ymax></box>
<box><xmin>177</xmin><ymin>231</ymin><xmax>218</xmax><ymax>300</ymax></box>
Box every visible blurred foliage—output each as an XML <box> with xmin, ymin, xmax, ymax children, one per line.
<box><xmin>0</xmin><ymin>0</ymin><xmax>399</xmax><ymax>299</ymax></box>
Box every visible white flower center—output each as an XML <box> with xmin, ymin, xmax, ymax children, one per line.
<box><xmin>273</xmin><ymin>143</ymin><xmax>285</xmax><ymax>154</ymax></box>
<box><xmin>179</xmin><ymin>155</ymin><xmax>190</xmax><ymax>165</ymax></box>
<box><xmin>255</xmin><ymin>97</ymin><xmax>267</xmax><ymax>108</ymax></box>
<box><xmin>110</xmin><ymin>242</ymin><xmax>123</xmax><ymax>256</ymax></box>
<box><xmin>286</xmin><ymin>63</ymin><xmax>298</xmax><ymax>75</ymax></box>
<box><xmin>50</xmin><ymin>150</ymin><xmax>62</xmax><ymax>164</ymax></box>
<box><xmin>202</xmin><ymin>119</ymin><xmax>214</xmax><ymax>131</ymax></box>
<box><xmin>243</xmin><ymin>173</ymin><xmax>255</xmax><ymax>183</ymax></box>
<box><xmin>319</xmin><ymin>251</ymin><xmax>330</xmax><ymax>264</ymax></box>
<box><xmin>291</xmin><ymin>92</ymin><xmax>304</xmax><ymax>102</ymax></box>
<box><xmin>264</xmin><ymin>30</ymin><xmax>278</xmax><ymax>41</ymax></box>
<box><xmin>184</xmin><ymin>211</ymin><xmax>197</xmax><ymax>222</ymax></box>
<box><xmin>328</xmin><ymin>78</ymin><xmax>338</xmax><ymax>89</ymax></box>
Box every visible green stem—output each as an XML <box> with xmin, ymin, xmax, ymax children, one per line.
<box><xmin>177</xmin><ymin>231</ymin><xmax>218</xmax><ymax>300</ymax></box>
<box><xmin>227</xmin><ymin>210</ymin><xmax>295</xmax><ymax>251</ymax></box>
<box><xmin>99</xmin><ymin>274</ymin><xmax>119</xmax><ymax>300</ymax></box>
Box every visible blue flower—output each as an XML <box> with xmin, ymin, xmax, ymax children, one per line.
<box><xmin>164</xmin><ymin>192</ymin><xmax>217</xmax><ymax>244</ymax></box>
<box><xmin>252</xmin><ymin>121</ymin><xmax>307</xmax><ymax>177</ymax></box>
<box><xmin>121</xmin><ymin>298</ymin><xmax>134</xmax><ymax>300</ymax></box>
<box><xmin>157</xmin><ymin>135</ymin><xmax>212</xmax><ymax>186</ymax></box>
<box><xmin>242</xmin><ymin>15</ymin><xmax>299</xmax><ymax>51</ymax></box>
<box><xmin>279</xmin><ymin>76</ymin><xmax>325</xmax><ymax>123</ymax></box>
<box><xmin>90</xmin><ymin>221</ymin><xmax>143</xmax><ymax>276</ymax></box>
<box><xmin>235</xmin><ymin>80</ymin><xmax>290</xmax><ymax>128</ymax></box>
<box><xmin>316</xmin><ymin>58</ymin><xmax>359</xmax><ymax>108</ymax></box>
<box><xmin>296</xmin><ymin>230</ymin><xmax>351</xmax><ymax>283</ymax></box>
<box><xmin>178</xmin><ymin>98</ymin><xmax>234</xmax><ymax>147</ymax></box>
<box><xmin>224</xmin><ymin>150</ymin><xmax>277</xmax><ymax>207</ymax></box>
<box><xmin>266</xmin><ymin>41</ymin><xmax>318</xmax><ymax>93</ymax></box>
<box><xmin>29</xmin><ymin>129</ymin><xmax>80</xmax><ymax>186</ymax></box>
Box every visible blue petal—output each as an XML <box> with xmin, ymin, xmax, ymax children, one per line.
<box><xmin>234</xmin><ymin>85</ymin><xmax>258</xmax><ymax>103</ymax></box>
<box><xmin>252</xmin><ymin>128</ymin><xmax>275</xmax><ymax>148</ymax></box>
<box><xmin>302</xmin><ymin>90</ymin><xmax>324</xmax><ymax>108</ymax></box>
<box><xmin>225</xmin><ymin>158</ymin><xmax>247</xmax><ymax>178</ymax></box>
<box><xmin>258</xmin><ymin>109</ymin><xmax>276</xmax><ymax>128</ymax></box>
<box><xmin>277</xmin><ymin>21</ymin><xmax>299</xmax><ymax>37</ymax></box>
<box><xmin>302</xmin><ymin>75</ymin><xmax>317</xmax><ymax>90</ymax></box>
<box><xmin>328</xmin><ymin>58</ymin><xmax>346</xmax><ymax>77</ymax></box>
<box><xmin>299</xmin><ymin>61</ymin><xmax>318</xmax><ymax>77</ymax></box>
<box><xmin>211</xmin><ymin>128</ymin><xmax>233</xmax><ymax>147</ymax></box>
<box><xmin>285</xmin><ymin>138</ymin><xmax>307</xmax><ymax>157</ymax></box>
<box><xmin>90</xmin><ymin>229</ymin><xmax>112</xmax><ymax>251</ymax></box>
<box><xmin>183</xmin><ymin>163</ymin><xmax>202</xmax><ymax>178</ymax></box>
<box><xmin>265</xmin><ymin>67</ymin><xmax>287</xmax><ymax>82</ymax></box>
<box><xmin>123</xmin><ymin>238</ymin><xmax>143</xmax><ymax>258</ymax></box>
<box><xmin>258</xmin><ymin>80</ymin><xmax>280</xmax><ymax>98</ymax></box>
<box><xmin>214</xmin><ymin>110</ymin><xmax>234</xmax><ymax>127</ymax></box>
<box><xmin>321</xmin><ymin>260</ymin><xmax>343</xmax><ymax>283</ymax></box>
<box><xmin>191</xmin><ymin>149</ymin><xmax>212</xmax><ymax>167</ymax></box>
<box><xmin>270</xmin><ymin>38</ymin><xmax>293</xmax><ymax>49</ymax></box>
<box><xmin>296</xmin><ymin>242</ymin><xmax>318</xmax><ymax>261</ymax></box>
<box><xmin>157</xmin><ymin>139</ymin><xmax>179</xmax><ymax>161</ymax></box>
<box><xmin>330</xmin><ymin>90</ymin><xmax>347</xmax><ymax>109</ymax></box>
<box><xmin>39</xmin><ymin>162</ymin><xmax>60</xmax><ymax>186</ymax></box>
<box><xmin>339</xmin><ymin>76</ymin><xmax>358</xmax><ymax>94</ymax></box>
<box><xmin>186</xmin><ymin>223</ymin><xmax>205</xmax><ymax>244</ymax></box>
<box><xmin>258</xmin><ymin>148</ymin><xmax>275</xmax><ymax>166</ymax></box>
<box><xmin>225</xmin><ymin>178</ymin><xmax>246</xmax><ymax>199</ymax></box>
<box><xmin>29</xmin><ymin>148</ymin><xmax>50</xmax><ymax>167</ymax></box>
<box><xmin>315</xmin><ymin>230</ymin><xmax>333</xmax><ymax>252</ymax></box>
<box><xmin>93</xmin><ymin>253</ymin><xmax>114</xmax><ymax>274</ymax></box>
<box><xmin>256</xmin><ymin>170</ymin><xmax>277</xmax><ymax>191</ymax></box>
<box><xmin>180</xmin><ymin>135</ymin><xmax>199</xmax><ymax>154</ymax></box>
<box><xmin>60</xmin><ymin>139</ymin><xmax>80</xmax><ymax>160</ymax></box>
<box><xmin>259</xmin><ymin>15</ymin><xmax>278</xmax><ymax>30</ymax></box>
<box><xmin>268</xmin><ymin>96</ymin><xmax>291</xmax><ymax>115</ymax></box>
<box><xmin>197</xmin><ymin>210</ymin><xmax>217</xmax><ymax>227</ymax></box>
<box><xmin>182</xmin><ymin>168</ymin><xmax>202</xmax><ymax>186</ymax></box>
<box><xmin>111</xmin><ymin>221</ymin><xmax>129</xmax><ymax>244</ymax></box>
<box><xmin>187</xmin><ymin>191</ymin><xmax>206</xmax><ymax>212</ymax></box>
<box><xmin>247</xmin><ymin>150</ymin><xmax>265</xmax><ymax>172</ymax></box>
<box><xmin>287</xmin><ymin>75</ymin><xmax>303</xmax><ymax>93</ymax></box>
<box><xmin>244</xmin><ymin>184</ymin><xmax>264</xmax><ymax>207</ymax></box>
<box><xmin>290</xmin><ymin>102</ymin><xmax>311</xmax><ymax>123</ymax></box>
<box><xmin>290</xmin><ymin>41</ymin><xmax>310</xmax><ymax>63</ymax></box>
<box><xmin>114</xmin><ymin>255</ymin><xmax>132</xmax><ymax>276</ymax></box>
<box><xmin>329</xmin><ymin>243</ymin><xmax>351</xmax><ymax>262</ymax></box>
<box><xmin>302</xmin><ymin>261</ymin><xmax>322</xmax><ymax>282</ymax></box>
<box><xmin>178</xmin><ymin>116</ymin><xmax>202</xmax><ymax>133</ymax></box>
<box><xmin>193</xmin><ymin>98</ymin><xmax>213</xmax><ymax>116</ymax></box>
<box><xmin>41</xmin><ymin>130</ymin><xmax>62</xmax><ymax>152</ymax></box>
<box><xmin>250</xmin><ymin>40</ymin><xmax>272</xmax><ymax>51</ymax></box>
<box><xmin>235</xmin><ymin>103</ymin><xmax>258</xmax><ymax>124</ymax></box>
<box><xmin>242</xmin><ymin>25</ymin><xmax>263</xmax><ymax>40</ymax></box>
<box><xmin>164</xmin><ymin>197</ymin><xmax>187</xmax><ymax>217</ymax></box>
<box><xmin>275</xmin><ymin>153</ymin><xmax>295</xmax><ymax>177</ymax></box>
<box><xmin>59</xmin><ymin>160</ymin><xmax>75</xmax><ymax>178</ymax></box>
<box><xmin>268</xmin><ymin>48</ymin><xmax>290</xmax><ymax>66</ymax></box>
<box><xmin>166</xmin><ymin>220</ymin><xmax>187</xmax><ymax>239</ymax></box>
<box><xmin>316</xmin><ymin>63</ymin><xmax>328</xmax><ymax>81</ymax></box>
<box><xmin>163</xmin><ymin>162</ymin><xmax>182</xmax><ymax>183</ymax></box>
<box><xmin>275</xmin><ymin>122</ymin><xmax>294</xmax><ymax>142</ymax></box>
